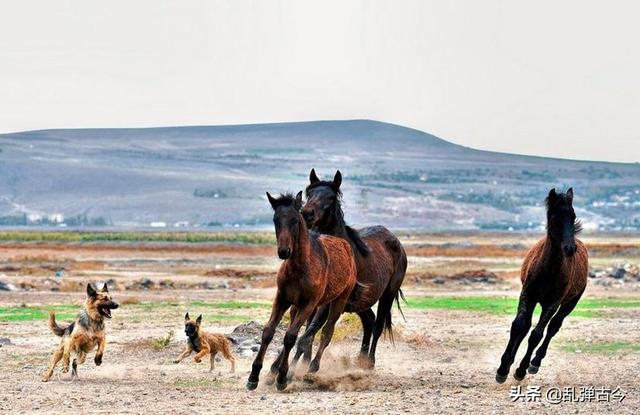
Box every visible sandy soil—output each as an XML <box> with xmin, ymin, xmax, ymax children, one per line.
<box><xmin>0</xmin><ymin>287</ymin><xmax>637</xmax><ymax>415</ymax></box>
<box><xmin>0</xmin><ymin>238</ymin><xmax>638</xmax><ymax>414</ymax></box>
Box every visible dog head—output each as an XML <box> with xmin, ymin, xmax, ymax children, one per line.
<box><xmin>183</xmin><ymin>313</ymin><xmax>202</xmax><ymax>338</ymax></box>
<box><xmin>85</xmin><ymin>283</ymin><xmax>119</xmax><ymax>320</ymax></box>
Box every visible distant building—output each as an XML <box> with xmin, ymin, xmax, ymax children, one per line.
<box><xmin>149</xmin><ymin>221</ymin><xmax>167</xmax><ymax>228</ymax></box>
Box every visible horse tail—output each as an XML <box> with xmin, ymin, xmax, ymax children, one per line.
<box><xmin>345</xmin><ymin>225</ymin><xmax>370</xmax><ymax>257</ymax></box>
<box><xmin>383</xmin><ymin>238</ymin><xmax>408</xmax><ymax>343</ymax></box>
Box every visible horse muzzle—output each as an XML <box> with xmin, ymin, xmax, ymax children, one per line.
<box><xmin>278</xmin><ymin>247</ymin><xmax>291</xmax><ymax>260</ymax></box>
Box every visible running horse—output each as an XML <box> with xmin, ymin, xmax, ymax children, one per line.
<box><xmin>294</xmin><ymin>169</ymin><xmax>407</xmax><ymax>369</ymax></box>
<box><xmin>496</xmin><ymin>188</ymin><xmax>588</xmax><ymax>382</ymax></box>
<box><xmin>246</xmin><ymin>191</ymin><xmax>357</xmax><ymax>391</ymax></box>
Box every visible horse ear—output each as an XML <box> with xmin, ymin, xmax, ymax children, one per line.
<box><xmin>309</xmin><ymin>168</ymin><xmax>320</xmax><ymax>184</ymax></box>
<box><xmin>196</xmin><ymin>315</ymin><xmax>202</xmax><ymax>324</ymax></box>
<box><xmin>86</xmin><ymin>283</ymin><xmax>97</xmax><ymax>298</ymax></box>
<box><xmin>266</xmin><ymin>192</ymin><xmax>277</xmax><ymax>208</ymax></box>
<box><xmin>333</xmin><ymin>170</ymin><xmax>342</xmax><ymax>189</ymax></box>
<box><xmin>102</xmin><ymin>283</ymin><xmax>109</xmax><ymax>293</ymax></box>
<box><xmin>547</xmin><ymin>188</ymin><xmax>558</xmax><ymax>204</ymax></box>
<box><xmin>566</xmin><ymin>187</ymin><xmax>574</xmax><ymax>203</ymax></box>
<box><xmin>185</xmin><ymin>312</ymin><xmax>190</xmax><ymax>321</ymax></box>
<box><xmin>295</xmin><ymin>191</ymin><xmax>303</xmax><ymax>210</ymax></box>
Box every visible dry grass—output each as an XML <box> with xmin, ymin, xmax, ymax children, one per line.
<box><xmin>120</xmin><ymin>296</ymin><xmax>141</xmax><ymax>306</ymax></box>
<box><xmin>151</xmin><ymin>330</ymin><xmax>175</xmax><ymax>350</ymax></box>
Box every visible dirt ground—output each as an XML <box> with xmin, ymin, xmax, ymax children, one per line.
<box><xmin>0</xmin><ymin>235</ymin><xmax>638</xmax><ymax>414</ymax></box>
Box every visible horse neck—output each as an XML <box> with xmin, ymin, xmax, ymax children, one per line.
<box><xmin>287</xmin><ymin>216</ymin><xmax>312</xmax><ymax>272</ymax></box>
<box><xmin>542</xmin><ymin>230</ymin><xmax>565</xmax><ymax>269</ymax></box>
<box><xmin>315</xmin><ymin>203</ymin><xmax>348</xmax><ymax>239</ymax></box>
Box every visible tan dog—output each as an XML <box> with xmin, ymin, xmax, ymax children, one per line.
<box><xmin>173</xmin><ymin>313</ymin><xmax>236</xmax><ymax>372</ymax></box>
<box><xmin>43</xmin><ymin>283</ymin><xmax>119</xmax><ymax>381</ymax></box>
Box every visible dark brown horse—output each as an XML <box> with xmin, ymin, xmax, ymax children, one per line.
<box><xmin>496</xmin><ymin>188</ymin><xmax>588</xmax><ymax>383</ymax></box>
<box><xmin>246</xmin><ymin>191</ymin><xmax>357</xmax><ymax>391</ymax></box>
<box><xmin>294</xmin><ymin>169</ymin><xmax>407</xmax><ymax>368</ymax></box>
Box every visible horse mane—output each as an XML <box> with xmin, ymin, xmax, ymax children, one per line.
<box><xmin>544</xmin><ymin>193</ymin><xmax>583</xmax><ymax>235</ymax></box>
<box><xmin>305</xmin><ymin>180</ymin><xmax>342</xmax><ymax>196</ymax></box>
<box><xmin>269</xmin><ymin>193</ymin><xmax>302</xmax><ymax>210</ymax></box>
<box><xmin>305</xmin><ymin>182</ymin><xmax>370</xmax><ymax>257</ymax></box>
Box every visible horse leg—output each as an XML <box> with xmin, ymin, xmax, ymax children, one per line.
<box><xmin>496</xmin><ymin>294</ymin><xmax>535</xmax><ymax>383</ymax></box>
<box><xmin>265</xmin><ymin>306</ymin><xmax>299</xmax><ymax>385</ymax></box>
<box><xmin>514</xmin><ymin>302</ymin><xmax>560</xmax><ymax>381</ymax></box>
<box><xmin>246</xmin><ymin>296</ymin><xmax>290</xmax><ymax>390</ymax></box>
<box><xmin>356</xmin><ymin>308</ymin><xmax>375</xmax><ymax>367</ymax></box>
<box><xmin>306</xmin><ymin>297</ymin><xmax>349</xmax><ymax>374</ymax></box>
<box><xmin>287</xmin><ymin>305</ymin><xmax>328</xmax><ymax>380</ymax></box>
<box><xmin>302</xmin><ymin>308</ymin><xmax>317</xmax><ymax>362</ymax></box>
<box><xmin>529</xmin><ymin>291</ymin><xmax>583</xmax><ymax>374</ymax></box>
<box><xmin>366</xmin><ymin>290</ymin><xmax>395</xmax><ymax>369</ymax></box>
<box><xmin>275</xmin><ymin>303</ymin><xmax>316</xmax><ymax>391</ymax></box>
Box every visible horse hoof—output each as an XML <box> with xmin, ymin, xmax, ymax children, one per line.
<box><xmin>276</xmin><ymin>381</ymin><xmax>288</xmax><ymax>391</ymax></box>
<box><xmin>246</xmin><ymin>381</ymin><xmax>258</xmax><ymax>391</ymax></box>
<box><xmin>495</xmin><ymin>373</ymin><xmax>508</xmax><ymax>384</ymax></box>
<box><xmin>527</xmin><ymin>364</ymin><xmax>539</xmax><ymax>374</ymax></box>
<box><xmin>513</xmin><ymin>369</ymin><xmax>526</xmax><ymax>381</ymax></box>
<box><xmin>264</xmin><ymin>373</ymin><xmax>276</xmax><ymax>386</ymax></box>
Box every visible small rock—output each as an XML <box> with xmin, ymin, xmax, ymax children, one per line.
<box><xmin>433</xmin><ymin>277</ymin><xmax>446</xmax><ymax>285</ymax></box>
<box><xmin>0</xmin><ymin>337</ymin><xmax>12</xmax><ymax>346</ymax></box>
<box><xmin>0</xmin><ymin>281</ymin><xmax>16</xmax><ymax>291</ymax></box>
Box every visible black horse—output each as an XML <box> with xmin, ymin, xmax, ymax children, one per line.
<box><xmin>293</xmin><ymin>169</ymin><xmax>407</xmax><ymax>368</ymax></box>
<box><xmin>496</xmin><ymin>188</ymin><xmax>588</xmax><ymax>382</ymax></box>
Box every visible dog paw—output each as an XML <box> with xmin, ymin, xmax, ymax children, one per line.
<box><xmin>94</xmin><ymin>355</ymin><xmax>103</xmax><ymax>366</ymax></box>
<box><xmin>173</xmin><ymin>360</ymin><xmax>180</xmax><ymax>364</ymax></box>
<box><xmin>61</xmin><ymin>367</ymin><xmax>69</xmax><ymax>373</ymax></box>
<box><xmin>194</xmin><ymin>358</ymin><xmax>202</xmax><ymax>363</ymax></box>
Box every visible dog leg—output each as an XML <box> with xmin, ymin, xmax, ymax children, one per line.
<box><xmin>72</xmin><ymin>352</ymin><xmax>86</xmax><ymax>380</ymax></box>
<box><xmin>222</xmin><ymin>342</ymin><xmax>236</xmax><ymax>373</ymax></box>
<box><xmin>42</xmin><ymin>348</ymin><xmax>63</xmax><ymax>382</ymax></box>
<box><xmin>95</xmin><ymin>335</ymin><xmax>105</xmax><ymax>366</ymax></box>
<box><xmin>209</xmin><ymin>352</ymin><xmax>217</xmax><ymax>372</ymax></box>
<box><xmin>174</xmin><ymin>345</ymin><xmax>192</xmax><ymax>364</ymax></box>
<box><xmin>193</xmin><ymin>349</ymin><xmax>208</xmax><ymax>364</ymax></box>
<box><xmin>61</xmin><ymin>344</ymin><xmax>72</xmax><ymax>373</ymax></box>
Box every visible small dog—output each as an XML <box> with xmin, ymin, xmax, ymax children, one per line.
<box><xmin>173</xmin><ymin>313</ymin><xmax>236</xmax><ymax>372</ymax></box>
<box><xmin>42</xmin><ymin>283</ymin><xmax>119</xmax><ymax>382</ymax></box>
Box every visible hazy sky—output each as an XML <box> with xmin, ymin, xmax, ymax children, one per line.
<box><xmin>1</xmin><ymin>1</ymin><xmax>639</xmax><ymax>162</ymax></box>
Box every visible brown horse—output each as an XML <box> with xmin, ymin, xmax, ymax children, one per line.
<box><xmin>246</xmin><ymin>191</ymin><xmax>357</xmax><ymax>391</ymax></box>
<box><xmin>496</xmin><ymin>188</ymin><xmax>588</xmax><ymax>383</ymax></box>
<box><xmin>294</xmin><ymin>169</ymin><xmax>407</xmax><ymax>368</ymax></box>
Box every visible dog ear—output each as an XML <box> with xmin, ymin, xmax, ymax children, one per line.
<box><xmin>86</xmin><ymin>283</ymin><xmax>97</xmax><ymax>298</ymax></box>
<box><xmin>309</xmin><ymin>168</ymin><xmax>320</xmax><ymax>184</ymax></box>
<box><xmin>566</xmin><ymin>187</ymin><xmax>574</xmax><ymax>203</ymax></box>
<box><xmin>333</xmin><ymin>170</ymin><xmax>342</xmax><ymax>189</ymax></box>
<box><xmin>185</xmin><ymin>312</ymin><xmax>190</xmax><ymax>321</ymax></box>
<box><xmin>196</xmin><ymin>315</ymin><xmax>202</xmax><ymax>324</ymax></box>
<box><xmin>102</xmin><ymin>283</ymin><xmax>109</xmax><ymax>293</ymax></box>
<box><xmin>295</xmin><ymin>191</ymin><xmax>303</xmax><ymax>210</ymax></box>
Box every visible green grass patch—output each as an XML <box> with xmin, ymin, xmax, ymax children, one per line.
<box><xmin>0</xmin><ymin>305</ymin><xmax>77</xmax><ymax>322</ymax></box>
<box><xmin>0</xmin><ymin>231</ymin><xmax>274</xmax><ymax>245</ymax></box>
<box><xmin>560</xmin><ymin>341</ymin><xmax>640</xmax><ymax>354</ymax></box>
<box><xmin>405</xmin><ymin>296</ymin><xmax>640</xmax><ymax>318</ymax></box>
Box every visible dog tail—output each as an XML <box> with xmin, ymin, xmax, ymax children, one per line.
<box><xmin>225</xmin><ymin>336</ymin><xmax>238</xmax><ymax>345</ymax></box>
<box><xmin>48</xmin><ymin>311</ymin><xmax>69</xmax><ymax>337</ymax></box>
